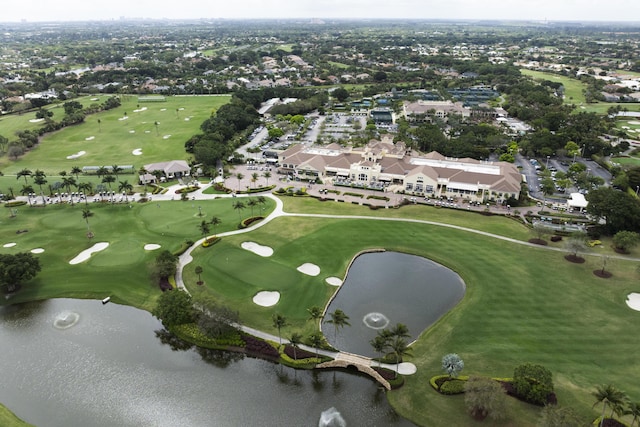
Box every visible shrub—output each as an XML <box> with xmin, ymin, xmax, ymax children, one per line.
<box><xmin>283</xmin><ymin>345</ymin><xmax>316</xmax><ymax>360</ymax></box>
<box><xmin>550</xmin><ymin>235</ymin><xmax>563</xmax><ymax>242</ymax></box>
<box><xmin>175</xmin><ymin>186</ymin><xmax>200</xmax><ymax>194</ymax></box>
<box><xmin>242</xmin><ymin>334</ymin><xmax>279</xmax><ymax>359</ymax></box>
<box><xmin>239</xmin><ymin>216</ymin><xmax>263</xmax><ymax>228</ymax></box>
<box><xmin>512</xmin><ymin>363</ymin><xmax>554</xmax><ymax>406</ymax></box>
<box><xmin>372</xmin><ymin>366</ymin><xmax>397</xmax><ymax>381</ymax></box>
<box><xmin>441</xmin><ymin>379</ymin><xmax>466</xmax><ymax>395</ymax></box>
<box><xmin>202</xmin><ymin>236</ymin><xmax>221</xmax><ymax>247</ymax></box>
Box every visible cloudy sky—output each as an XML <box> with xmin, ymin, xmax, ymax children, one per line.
<box><xmin>3</xmin><ymin>0</ymin><xmax>639</xmax><ymax>23</ymax></box>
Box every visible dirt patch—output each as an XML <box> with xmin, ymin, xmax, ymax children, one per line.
<box><xmin>528</xmin><ymin>238</ymin><xmax>548</xmax><ymax>246</ymax></box>
<box><xmin>564</xmin><ymin>254</ymin><xmax>585</xmax><ymax>263</ymax></box>
<box><xmin>593</xmin><ymin>270</ymin><xmax>613</xmax><ymax>279</ymax></box>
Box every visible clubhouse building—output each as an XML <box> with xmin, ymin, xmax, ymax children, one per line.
<box><xmin>278</xmin><ymin>136</ymin><xmax>522</xmax><ymax>203</ymax></box>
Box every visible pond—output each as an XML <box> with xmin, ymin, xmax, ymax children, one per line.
<box><xmin>0</xmin><ymin>298</ymin><xmax>415</xmax><ymax>427</ymax></box>
<box><xmin>324</xmin><ymin>251</ymin><xmax>466</xmax><ymax>356</ymax></box>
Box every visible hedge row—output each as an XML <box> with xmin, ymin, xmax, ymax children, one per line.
<box><xmin>4</xmin><ymin>201</ymin><xmax>27</xmax><ymax>208</ymax></box>
<box><xmin>175</xmin><ymin>186</ymin><xmax>200</xmax><ymax>194</ymax></box>
<box><xmin>202</xmin><ymin>236</ymin><xmax>221</xmax><ymax>247</ymax></box>
<box><xmin>239</xmin><ymin>216</ymin><xmax>264</xmax><ymax>228</ymax></box>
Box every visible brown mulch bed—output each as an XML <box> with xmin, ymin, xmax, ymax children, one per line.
<box><xmin>613</xmin><ymin>247</ymin><xmax>629</xmax><ymax>254</ymax></box>
<box><xmin>593</xmin><ymin>270</ymin><xmax>613</xmax><ymax>278</ymax></box>
<box><xmin>564</xmin><ymin>254</ymin><xmax>586</xmax><ymax>263</ymax></box>
<box><xmin>528</xmin><ymin>238</ymin><xmax>548</xmax><ymax>246</ymax></box>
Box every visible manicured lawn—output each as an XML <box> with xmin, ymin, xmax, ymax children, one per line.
<box><xmin>0</xmin><ymin>196</ymin><xmax>275</xmax><ymax>312</ymax></box>
<box><xmin>0</xmin><ymin>95</ymin><xmax>231</xmax><ymax>175</ymax></box>
<box><xmin>520</xmin><ymin>69</ymin><xmax>587</xmax><ymax>105</ymax></box>
<box><xmin>183</xmin><ymin>208</ymin><xmax>640</xmax><ymax>426</ymax></box>
<box><xmin>0</xmin><ymin>404</ymin><xmax>33</xmax><ymax>427</ymax></box>
<box><xmin>519</xmin><ymin>69</ymin><xmax>640</xmax><ymax>115</ymax></box>
<box><xmin>3</xmin><ymin>189</ymin><xmax>640</xmax><ymax>426</ymax></box>
<box><xmin>611</xmin><ymin>156</ymin><xmax>640</xmax><ymax>167</ymax></box>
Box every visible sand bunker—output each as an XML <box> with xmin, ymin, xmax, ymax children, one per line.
<box><xmin>163</xmin><ymin>135</ymin><xmax>171</xmax><ymax>139</ymax></box>
<box><xmin>145</xmin><ymin>130</ymin><xmax>151</xmax><ymax>134</ymax></box>
<box><xmin>132</xmin><ymin>149</ymin><xmax>143</xmax><ymax>156</ymax></box>
<box><xmin>29</xmin><ymin>118</ymin><xmax>44</xmax><ymax>123</ymax></box>
<box><xmin>90</xmin><ymin>97</ymin><xmax>99</xmax><ymax>101</ymax></box>
<box><xmin>622</xmin><ymin>126</ymin><xmax>630</xmax><ymax>129</ymax></box>
<box><xmin>178</xmin><ymin>107</ymin><xmax>185</xmax><ymax>111</ymax></box>
<box><xmin>325</xmin><ymin>277</ymin><xmax>343</xmax><ymax>287</ymax></box>
<box><xmin>30</xmin><ymin>248</ymin><xmax>45</xmax><ymax>254</ymax></box>
<box><xmin>133</xmin><ymin>107</ymin><xmax>148</xmax><ymax>113</ymax></box>
<box><xmin>241</xmin><ymin>242</ymin><xmax>273</xmax><ymax>257</ymax></box>
<box><xmin>629</xmin><ymin>121</ymin><xmax>640</xmax><ymax>125</ymax></box>
<box><xmin>144</xmin><ymin>244</ymin><xmax>161</xmax><ymax>251</ymax></box>
<box><xmin>626</xmin><ymin>293</ymin><xmax>640</xmax><ymax>311</ymax></box>
<box><xmin>118</xmin><ymin>116</ymin><xmax>129</xmax><ymax>121</ymax></box>
<box><xmin>184</xmin><ymin>118</ymin><xmax>190</xmax><ymax>121</ymax></box>
<box><xmin>160</xmin><ymin>108</ymin><xmax>167</xmax><ymax>111</ymax></box>
<box><xmin>3</xmin><ymin>243</ymin><xmax>17</xmax><ymax>248</ymax></box>
<box><xmin>253</xmin><ymin>291</ymin><xmax>280</xmax><ymax>307</ymax></box>
<box><xmin>69</xmin><ymin>242</ymin><xmax>109</xmax><ymax>265</ymax></box>
<box><xmin>66</xmin><ymin>151</ymin><xmax>86</xmax><ymax>160</ymax></box>
<box><xmin>397</xmin><ymin>362</ymin><xmax>417</xmax><ymax>375</ymax></box>
<box><xmin>129</xmin><ymin>130</ymin><xmax>135</xmax><ymax>134</ymax></box>
<box><xmin>297</xmin><ymin>263</ymin><xmax>320</xmax><ymax>276</ymax></box>
<box><xmin>85</xmin><ymin>136</ymin><xmax>95</xmax><ymax>141</ymax></box>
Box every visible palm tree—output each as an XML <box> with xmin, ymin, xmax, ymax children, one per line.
<box><xmin>59</xmin><ymin>170</ymin><xmax>67</xmax><ymax>178</ymax></box>
<box><xmin>209</xmin><ymin>216</ymin><xmax>221</xmax><ymax>235</ymax></box>
<box><xmin>20</xmin><ymin>184</ymin><xmax>35</xmax><ymax>206</ymax></box>
<box><xmin>111</xmin><ymin>165</ymin><xmax>123</xmax><ymax>181</ymax></box>
<box><xmin>263</xmin><ymin>171</ymin><xmax>271</xmax><ymax>186</ymax></box>
<box><xmin>388</xmin><ymin>336</ymin><xmax>412</xmax><ymax>378</ymax></box>
<box><xmin>232</xmin><ymin>200</ymin><xmax>246</xmax><ymax>222</ymax></box>
<box><xmin>118</xmin><ymin>180</ymin><xmax>133</xmax><ymax>201</ymax></box>
<box><xmin>96</xmin><ymin>166</ymin><xmax>109</xmax><ymax>179</ymax></box>
<box><xmin>370</xmin><ymin>335</ymin><xmax>388</xmax><ymax>367</ymax></box>
<box><xmin>198</xmin><ymin>220</ymin><xmax>210</xmax><ymax>237</ymax></box>
<box><xmin>71</xmin><ymin>166</ymin><xmax>82</xmax><ymax>180</ymax></box>
<box><xmin>97</xmin><ymin>118</ymin><xmax>101</xmax><ymax>132</ymax></box>
<box><xmin>82</xmin><ymin>209</ymin><xmax>94</xmax><ymax>239</ymax></box>
<box><xmin>194</xmin><ymin>266</ymin><xmax>203</xmax><ymax>284</ymax></box>
<box><xmin>77</xmin><ymin>182</ymin><xmax>92</xmax><ymax>204</ymax></box>
<box><xmin>62</xmin><ymin>176</ymin><xmax>77</xmax><ymax>204</ymax></box>
<box><xmin>390</xmin><ymin>323</ymin><xmax>411</xmax><ymax>340</ymax></box>
<box><xmin>272</xmin><ymin>313</ymin><xmax>288</xmax><ymax>345</ymax></box>
<box><xmin>235</xmin><ymin>173</ymin><xmax>244</xmax><ymax>192</ymax></box>
<box><xmin>593</xmin><ymin>384</ymin><xmax>628</xmax><ymax>427</ymax></box>
<box><xmin>247</xmin><ymin>198</ymin><xmax>257</xmax><ymax>216</ymax></box>
<box><xmin>16</xmin><ymin>168</ymin><xmax>32</xmax><ymax>185</ymax></box>
<box><xmin>307</xmin><ymin>306</ymin><xmax>323</xmax><ymax>324</ymax></box>
<box><xmin>251</xmin><ymin>172</ymin><xmax>259</xmax><ymax>189</ymax></box>
<box><xmin>154</xmin><ymin>121</ymin><xmax>160</xmax><ymax>136</ymax></box>
<box><xmin>324</xmin><ymin>309</ymin><xmax>350</xmax><ymax>340</ymax></box>
<box><xmin>289</xmin><ymin>332</ymin><xmax>303</xmax><ymax>360</ymax></box>
<box><xmin>102</xmin><ymin>174</ymin><xmax>116</xmax><ymax>191</ymax></box>
<box><xmin>308</xmin><ymin>331</ymin><xmax>324</xmax><ymax>358</ymax></box>
<box><xmin>33</xmin><ymin>172</ymin><xmax>47</xmax><ymax>206</ymax></box>
<box><xmin>626</xmin><ymin>402</ymin><xmax>640</xmax><ymax>427</ymax></box>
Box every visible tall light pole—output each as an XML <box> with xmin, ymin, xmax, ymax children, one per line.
<box><xmin>636</xmin><ymin>186</ymin><xmax>639</xmax><ymax>196</ymax></box>
<box><xmin>546</xmin><ymin>155</ymin><xmax>550</xmax><ymax>169</ymax></box>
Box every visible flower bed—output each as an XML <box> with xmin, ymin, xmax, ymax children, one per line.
<box><xmin>239</xmin><ymin>216</ymin><xmax>263</xmax><ymax>229</ymax></box>
<box><xmin>202</xmin><ymin>236</ymin><xmax>221</xmax><ymax>247</ymax></box>
<box><xmin>175</xmin><ymin>186</ymin><xmax>200</xmax><ymax>194</ymax></box>
<box><xmin>283</xmin><ymin>345</ymin><xmax>316</xmax><ymax>360</ymax></box>
<box><xmin>242</xmin><ymin>334</ymin><xmax>279</xmax><ymax>359</ymax></box>
<box><xmin>3</xmin><ymin>201</ymin><xmax>27</xmax><ymax>208</ymax></box>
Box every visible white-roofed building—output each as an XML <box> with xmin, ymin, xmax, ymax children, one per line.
<box><xmin>277</xmin><ymin>136</ymin><xmax>522</xmax><ymax>203</ymax></box>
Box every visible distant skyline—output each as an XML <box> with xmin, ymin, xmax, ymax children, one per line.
<box><xmin>3</xmin><ymin>0</ymin><xmax>640</xmax><ymax>23</ymax></box>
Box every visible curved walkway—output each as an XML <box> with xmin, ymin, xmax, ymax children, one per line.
<box><xmin>161</xmin><ymin>186</ymin><xmax>639</xmax><ymax>380</ymax></box>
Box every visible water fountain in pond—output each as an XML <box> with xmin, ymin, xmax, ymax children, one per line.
<box><xmin>362</xmin><ymin>312</ymin><xmax>390</xmax><ymax>330</ymax></box>
<box><xmin>53</xmin><ymin>311</ymin><xmax>80</xmax><ymax>329</ymax></box>
<box><xmin>319</xmin><ymin>407</ymin><xmax>346</xmax><ymax>427</ymax></box>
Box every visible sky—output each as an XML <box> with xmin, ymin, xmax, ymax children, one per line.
<box><xmin>3</xmin><ymin>0</ymin><xmax>640</xmax><ymax>23</ymax></box>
